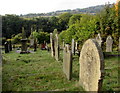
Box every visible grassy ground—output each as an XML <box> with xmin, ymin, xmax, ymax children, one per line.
<box><xmin>2</xmin><ymin>49</ymin><xmax>83</xmax><ymax>91</ymax></box>
<box><xmin>2</xmin><ymin>49</ymin><xmax>120</xmax><ymax>91</ymax></box>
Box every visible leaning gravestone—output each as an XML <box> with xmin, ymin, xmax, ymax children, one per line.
<box><xmin>71</xmin><ymin>39</ymin><xmax>75</xmax><ymax>55</ymax></box>
<box><xmin>63</xmin><ymin>44</ymin><xmax>72</xmax><ymax>80</ymax></box>
<box><xmin>54</xmin><ymin>34</ymin><xmax>59</xmax><ymax>61</ymax></box>
<box><xmin>106</xmin><ymin>36</ymin><xmax>113</xmax><ymax>52</ymax></box>
<box><xmin>50</xmin><ymin>33</ymin><xmax>55</xmax><ymax>57</ymax></box>
<box><xmin>79</xmin><ymin>39</ymin><xmax>104</xmax><ymax>91</ymax></box>
<box><xmin>96</xmin><ymin>33</ymin><xmax>102</xmax><ymax>47</ymax></box>
<box><xmin>4</xmin><ymin>41</ymin><xmax>9</xmax><ymax>53</ymax></box>
<box><xmin>20</xmin><ymin>27</ymin><xmax>28</xmax><ymax>54</ymax></box>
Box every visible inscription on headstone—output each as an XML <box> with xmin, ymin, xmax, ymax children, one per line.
<box><xmin>63</xmin><ymin>44</ymin><xmax>72</xmax><ymax>80</ymax></box>
<box><xmin>106</xmin><ymin>36</ymin><xmax>113</xmax><ymax>52</ymax></box>
<box><xmin>79</xmin><ymin>39</ymin><xmax>104</xmax><ymax>91</ymax></box>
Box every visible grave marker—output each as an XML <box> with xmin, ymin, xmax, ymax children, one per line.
<box><xmin>106</xmin><ymin>36</ymin><xmax>113</xmax><ymax>52</ymax></box>
<box><xmin>63</xmin><ymin>44</ymin><xmax>72</xmax><ymax>80</ymax></box>
<box><xmin>96</xmin><ymin>33</ymin><xmax>102</xmax><ymax>47</ymax></box>
<box><xmin>79</xmin><ymin>39</ymin><xmax>104</xmax><ymax>91</ymax></box>
<box><xmin>4</xmin><ymin>41</ymin><xmax>9</xmax><ymax>53</ymax></box>
<box><xmin>71</xmin><ymin>39</ymin><xmax>75</xmax><ymax>55</ymax></box>
<box><xmin>50</xmin><ymin>33</ymin><xmax>55</xmax><ymax>57</ymax></box>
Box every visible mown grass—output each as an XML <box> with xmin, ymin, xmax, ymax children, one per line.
<box><xmin>2</xmin><ymin>49</ymin><xmax>120</xmax><ymax>92</ymax></box>
<box><xmin>2</xmin><ymin>49</ymin><xmax>83</xmax><ymax>91</ymax></box>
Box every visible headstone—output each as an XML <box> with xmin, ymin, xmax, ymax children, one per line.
<box><xmin>34</xmin><ymin>38</ymin><xmax>37</xmax><ymax>51</ymax></box>
<box><xmin>50</xmin><ymin>33</ymin><xmax>55</xmax><ymax>57</ymax></box>
<box><xmin>63</xmin><ymin>44</ymin><xmax>72</xmax><ymax>80</ymax></box>
<box><xmin>4</xmin><ymin>41</ymin><xmax>9</xmax><ymax>53</ymax></box>
<box><xmin>71</xmin><ymin>39</ymin><xmax>75</xmax><ymax>55</ymax></box>
<box><xmin>75</xmin><ymin>42</ymin><xmax>78</xmax><ymax>51</ymax></box>
<box><xmin>118</xmin><ymin>37</ymin><xmax>120</xmax><ymax>52</ymax></box>
<box><xmin>20</xmin><ymin>27</ymin><xmax>28</xmax><ymax>54</ymax></box>
<box><xmin>96</xmin><ymin>33</ymin><xmax>102</xmax><ymax>47</ymax></box>
<box><xmin>106</xmin><ymin>36</ymin><xmax>113</xmax><ymax>52</ymax></box>
<box><xmin>30</xmin><ymin>39</ymin><xmax>34</xmax><ymax>47</ymax></box>
<box><xmin>79</xmin><ymin>39</ymin><xmax>104</xmax><ymax>91</ymax></box>
<box><xmin>54</xmin><ymin>34</ymin><xmax>59</xmax><ymax>61</ymax></box>
<box><xmin>8</xmin><ymin>40</ymin><xmax>12</xmax><ymax>51</ymax></box>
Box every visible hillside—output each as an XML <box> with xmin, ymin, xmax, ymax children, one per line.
<box><xmin>20</xmin><ymin>4</ymin><xmax>105</xmax><ymax>18</ymax></box>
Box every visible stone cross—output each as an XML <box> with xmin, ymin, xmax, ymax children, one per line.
<box><xmin>71</xmin><ymin>39</ymin><xmax>75</xmax><ymax>55</ymax></box>
<box><xmin>63</xmin><ymin>44</ymin><xmax>72</xmax><ymax>80</ymax></box>
<box><xmin>54</xmin><ymin>34</ymin><xmax>59</xmax><ymax>61</ymax></box>
<box><xmin>50</xmin><ymin>33</ymin><xmax>55</xmax><ymax>57</ymax></box>
<box><xmin>96</xmin><ymin>33</ymin><xmax>102</xmax><ymax>47</ymax></box>
<box><xmin>79</xmin><ymin>39</ymin><xmax>104</xmax><ymax>91</ymax></box>
<box><xmin>4</xmin><ymin>41</ymin><xmax>9</xmax><ymax>53</ymax></box>
<box><xmin>106</xmin><ymin>36</ymin><xmax>113</xmax><ymax>52</ymax></box>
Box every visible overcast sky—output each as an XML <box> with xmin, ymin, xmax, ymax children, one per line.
<box><xmin>0</xmin><ymin>0</ymin><xmax>116</xmax><ymax>15</ymax></box>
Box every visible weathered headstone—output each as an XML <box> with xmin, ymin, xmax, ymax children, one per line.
<box><xmin>54</xmin><ymin>34</ymin><xmax>59</xmax><ymax>61</ymax></box>
<box><xmin>71</xmin><ymin>39</ymin><xmax>75</xmax><ymax>55</ymax></box>
<box><xmin>118</xmin><ymin>37</ymin><xmax>120</xmax><ymax>52</ymax></box>
<box><xmin>96</xmin><ymin>33</ymin><xmax>102</xmax><ymax>47</ymax></box>
<box><xmin>79</xmin><ymin>39</ymin><xmax>104</xmax><ymax>91</ymax></box>
<box><xmin>8</xmin><ymin>40</ymin><xmax>12</xmax><ymax>51</ymax></box>
<box><xmin>106</xmin><ymin>36</ymin><xmax>113</xmax><ymax>52</ymax></box>
<box><xmin>34</xmin><ymin>38</ymin><xmax>37</xmax><ymax>51</ymax></box>
<box><xmin>20</xmin><ymin>27</ymin><xmax>28</xmax><ymax>54</ymax></box>
<box><xmin>63</xmin><ymin>44</ymin><xmax>72</xmax><ymax>80</ymax></box>
<box><xmin>50</xmin><ymin>33</ymin><xmax>55</xmax><ymax>57</ymax></box>
<box><xmin>75</xmin><ymin>42</ymin><xmax>78</xmax><ymax>51</ymax></box>
<box><xmin>4</xmin><ymin>41</ymin><xmax>9</xmax><ymax>53</ymax></box>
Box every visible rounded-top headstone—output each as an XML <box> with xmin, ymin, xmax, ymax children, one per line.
<box><xmin>79</xmin><ymin>39</ymin><xmax>104</xmax><ymax>91</ymax></box>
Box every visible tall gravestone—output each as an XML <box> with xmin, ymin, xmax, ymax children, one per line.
<box><xmin>118</xmin><ymin>37</ymin><xmax>120</xmax><ymax>52</ymax></box>
<box><xmin>75</xmin><ymin>42</ymin><xmax>78</xmax><ymax>51</ymax></box>
<box><xmin>20</xmin><ymin>27</ymin><xmax>28</xmax><ymax>54</ymax></box>
<box><xmin>96</xmin><ymin>33</ymin><xmax>102</xmax><ymax>47</ymax></box>
<box><xmin>71</xmin><ymin>39</ymin><xmax>75</xmax><ymax>55</ymax></box>
<box><xmin>79</xmin><ymin>39</ymin><xmax>104</xmax><ymax>91</ymax></box>
<box><xmin>63</xmin><ymin>44</ymin><xmax>72</xmax><ymax>80</ymax></box>
<box><xmin>4</xmin><ymin>41</ymin><xmax>9</xmax><ymax>53</ymax></box>
<box><xmin>54</xmin><ymin>34</ymin><xmax>59</xmax><ymax>61</ymax></box>
<box><xmin>34</xmin><ymin>38</ymin><xmax>37</xmax><ymax>51</ymax></box>
<box><xmin>106</xmin><ymin>36</ymin><xmax>113</xmax><ymax>52</ymax></box>
<box><xmin>50</xmin><ymin>33</ymin><xmax>55</xmax><ymax>57</ymax></box>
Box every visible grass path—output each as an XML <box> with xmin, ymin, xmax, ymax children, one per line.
<box><xmin>2</xmin><ymin>49</ymin><xmax>83</xmax><ymax>91</ymax></box>
<box><xmin>2</xmin><ymin>49</ymin><xmax>120</xmax><ymax>91</ymax></box>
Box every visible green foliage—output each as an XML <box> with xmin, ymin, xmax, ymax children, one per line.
<box><xmin>11</xmin><ymin>33</ymin><xmax>22</xmax><ymax>44</ymax></box>
<box><xmin>68</xmin><ymin>14</ymin><xmax>81</xmax><ymax>26</ymax></box>
<box><xmin>36</xmin><ymin>31</ymin><xmax>50</xmax><ymax>44</ymax></box>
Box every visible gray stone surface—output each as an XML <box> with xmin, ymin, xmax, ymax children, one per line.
<box><xmin>54</xmin><ymin>34</ymin><xmax>59</xmax><ymax>61</ymax></box>
<box><xmin>75</xmin><ymin>42</ymin><xmax>78</xmax><ymax>51</ymax></box>
<box><xmin>50</xmin><ymin>33</ymin><xmax>55</xmax><ymax>57</ymax></box>
<box><xmin>79</xmin><ymin>39</ymin><xmax>104</xmax><ymax>91</ymax></box>
<box><xmin>71</xmin><ymin>39</ymin><xmax>75</xmax><ymax>55</ymax></box>
<box><xmin>63</xmin><ymin>44</ymin><xmax>72</xmax><ymax>80</ymax></box>
<box><xmin>96</xmin><ymin>33</ymin><xmax>102</xmax><ymax>47</ymax></box>
<box><xmin>20</xmin><ymin>27</ymin><xmax>28</xmax><ymax>54</ymax></box>
<box><xmin>106</xmin><ymin>36</ymin><xmax>113</xmax><ymax>52</ymax></box>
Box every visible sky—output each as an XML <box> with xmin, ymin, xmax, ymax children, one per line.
<box><xmin>0</xmin><ymin>0</ymin><xmax>116</xmax><ymax>15</ymax></box>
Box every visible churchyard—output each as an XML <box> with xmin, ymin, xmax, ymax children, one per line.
<box><xmin>2</xmin><ymin>32</ymin><xmax>120</xmax><ymax>91</ymax></box>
